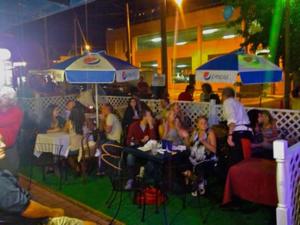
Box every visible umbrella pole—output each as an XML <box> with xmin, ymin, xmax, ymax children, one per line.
<box><xmin>95</xmin><ymin>84</ymin><xmax>99</xmax><ymax>128</ymax></box>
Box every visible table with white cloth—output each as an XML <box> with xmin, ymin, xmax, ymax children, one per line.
<box><xmin>34</xmin><ymin>132</ymin><xmax>70</xmax><ymax>158</ymax></box>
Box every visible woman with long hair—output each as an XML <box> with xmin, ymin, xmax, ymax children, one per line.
<box><xmin>261</xmin><ymin>110</ymin><xmax>278</xmax><ymax>150</ymax></box>
<box><xmin>187</xmin><ymin>116</ymin><xmax>217</xmax><ymax>196</ymax></box>
<box><xmin>122</xmin><ymin>97</ymin><xmax>140</xmax><ymax>130</ymax></box>
<box><xmin>159</xmin><ymin>109</ymin><xmax>189</xmax><ymax>146</ymax></box>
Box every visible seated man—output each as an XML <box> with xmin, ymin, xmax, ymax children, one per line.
<box><xmin>0</xmin><ymin>135</ymin><xmax>95</xmax><ymax>225</ymax></box>
<box><xmin>97</xmin><ymin>103</ymin><xmax>122</xmax><ymax>175</ymax></box>
<box><xmin>125</xmin><ymin>109</ymin><xmax>157</xmax><ymax>190</ymax></box>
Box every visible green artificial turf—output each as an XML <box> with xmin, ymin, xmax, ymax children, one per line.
<box><xmin>20</xmin><ymin>165</ymin><xmax>274</xmax><ymax>225</ymax></box>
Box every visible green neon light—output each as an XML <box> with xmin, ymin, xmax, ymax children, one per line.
<box><xmin>268</xmin><ymin>0</ymin><xmax>285</xmax><ymax>62</ymax></box>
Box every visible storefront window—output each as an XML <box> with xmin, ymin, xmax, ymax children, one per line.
<box><xmin>140</xmin><ymin>61</ymin><xmax>158</xmax><ymax>73</ymax></box>
<box><xmin>172</xmin><ymin>57</ymin><xmax>192</xmax><ymax>83</ymax></box>
<box><xmin>137</xmin><ymin>28</ymin><xmax>197</xmax><ymax>50</ymax></box>
<box><xmin>202</xmin><ymin>23</ymin><xmax>240</xmax><ymax>41</ymax></box>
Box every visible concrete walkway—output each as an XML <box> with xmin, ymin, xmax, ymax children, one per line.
<box><xmin>19</xmin><ymin>175</ymin><xmax>124</xmax><ymax>225</ymax></box>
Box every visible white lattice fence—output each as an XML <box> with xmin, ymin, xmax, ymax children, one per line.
<box><xmin>18</xmin><ymin>95</ymin><xmax>77</xmax><ymax>117</ymax></box>
<box><xmin>274</xmin><ymin>140</ymin><xmax>300</xmax><ymax>225</ymax></box>
<box><xmin>103</xmin><ymin>96</ymin><xmax>130</xmax><ymax>108</ymax></box>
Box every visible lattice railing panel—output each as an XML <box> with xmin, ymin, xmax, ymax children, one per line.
<box><xmin>288</xmin><ymin>148</ymin><xmax>300</xmax><ymax>225</ymax></box>
<box><xmin>274</xmin><ymin>140</ymin><xmax>300</xmax><ymax>225</ymax></box>
<box><xmin>176</xmin><ymin>101</ymin><xmax>210</xmax><ymax>128</ymax></box>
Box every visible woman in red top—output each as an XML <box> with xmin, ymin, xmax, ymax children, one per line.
<box><xmin>0</xmin><ymin>87</ymin><xmax>23</xmax><ymax>173</ymax></box>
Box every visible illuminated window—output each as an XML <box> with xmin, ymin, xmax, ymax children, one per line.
<box><xmin>137</xmin><ymin>28</ymin><xmax>197</xmax><ymax>50</ymax></box>
<box><xmin>172</xmin><ymin>57</ymin><xmax>192</xmax><ymax>83</ymax></box>
<box><xmin>202</xmin><ymin>24</ymin><xmax>240</xmax><ymax>41</ymax></box>
<box><xmin>140</xmin><ymin>61</ymin><xmax>158</xmax><ymax>73</ymax></box>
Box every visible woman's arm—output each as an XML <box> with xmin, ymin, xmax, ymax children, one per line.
<box><xmin>200</xmin><ymin>130</ymin><xmax>217</xmax><ymax>153</ymax></box>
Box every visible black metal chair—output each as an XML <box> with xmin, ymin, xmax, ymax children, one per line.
<box><xmin>29</xmin><ymin>143</ymin><xmax>65</xmax><ymax>190</ymax></box>
<box><xmin>101</xmin><ymin>143</ymin><xmax>127</xmax><ymax>225</ymax></box>
<box><xmin>79</xmin><ymin>133</ymin><xmax>97</xmax><ymax>182</ymax></box>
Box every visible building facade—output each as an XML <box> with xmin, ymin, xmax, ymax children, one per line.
<box><xmin>106</xmin><ymin>5</ymin><xmax>245</xmax><ymax>97</ymax></box>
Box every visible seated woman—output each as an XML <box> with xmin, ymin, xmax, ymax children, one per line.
<box><xmin>38</xmin><ymin>104</ymin><xmax>65</xmax><ymax>133</ymax></box>
<box><xmin>258</xmin><ymin>110</ymin><xmax>279</xmax><ymax>158</ymax></box>
<box><xmin>64</xmin><ymin>101</ymin><xmax>90</xmax><ymax>174</ymax></box>
<box><xmin>124</xmin><ymin>109</ymin><xmax>157</xmax><ymax>190</ymax></box>
<box><xmin>169</xmin><ymin>102</ymin><xmax>192</xmax><ymax>132</ymax></box>
<box><xmin>184</xmin><ymin>116</ymin><xmax>217</xmax><ymax>196</ymax></box>
<box><xmin>122</xmin><ymin>97</ymin><xmax>141</xmax><ymax>132</ymax></box>
<box><xmin>159</xmin><ymin>110</ymin><xmax>189</xmax><ymax>146</ymax></box>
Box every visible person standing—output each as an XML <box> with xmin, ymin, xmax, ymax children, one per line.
<box><xmin>0</xmin><ymin>87</ymin><xmax>23</xmax><ymax>174</ymax></box>
<box><xmin>178</xmin><ymin>85</ymin><xmax>195</xmax><ymax>101</ymax></box>
<box><xmin>222</xmin><ymin>87</ymin><xmax>252</xmax><ymax>165</ymax></box>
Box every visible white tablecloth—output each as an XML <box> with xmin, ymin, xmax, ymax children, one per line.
<box><xmin>34</xmin><ymin>132</ymin><xmax>70</xmax><ymax>158</ymax></box>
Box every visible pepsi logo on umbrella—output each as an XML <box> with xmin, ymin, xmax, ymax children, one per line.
<box><xmin>203</xmin><ymin>71</ymin><xmax>211</xmax><ymax>80</ymax></box>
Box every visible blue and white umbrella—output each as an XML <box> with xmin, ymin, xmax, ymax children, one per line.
<box><xmin>195</xmin><ymin>50</ymin><xmax>282</xmax><ymax>84</ymax></box>
<box><xmin>51</xmin><ymin>51</ymin><xmax>139</xmax><ymax>127</ymax></box>
<box><xmin>52</xmin><ymin>51</ymin><xmax>139</xmax><ymax>83</ymax></box>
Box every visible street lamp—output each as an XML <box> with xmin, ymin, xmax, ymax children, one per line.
<box><xmin>85</xmin><ymin>44</ymin><xmax>91</xmax><ymax>51</ymax></box>
<box><xmin>175</xmin><ymin>0</ymin><xmax>183</xmax><ymax>7</ymax></box>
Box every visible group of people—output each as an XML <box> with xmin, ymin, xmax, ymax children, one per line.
<box><xmin>0</xmin><ymin>83</ymin><xmax>283</xmax><ymax>223</ymax></box>
<box><xmin>38</xmin><ymin>86</ymin><xmax>281</xmax><ymax>196</ymax></box>
<box><xmin>178</xmin><ymin>83</ymin><xmax>220</xmax><ymax>104</ymax></box>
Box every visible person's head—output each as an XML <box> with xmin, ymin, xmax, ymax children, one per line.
<box><xmin>261</xmin><ymin>110</ymin><xmax>274</xmax><ymax>125</ymax></box>
<box><xmin>139</xmin><ymin>76</ymin><xmax>144</xmax><ymax>82</ymax></box>
<box><xmin>185</xmin><ymin>85</ymin><xmax>195</xmax><ymax>94</ymax></box>
<box><xmin>101</xmin><ymin>103</ymin><xmax>113</xmax><ymax>116</ymax></box>
<box><xmin>160</xmin><ymin>98</ymin><xmax>170</xmax><ymax>109</ymax></box>
<box><xmin>197</xmin><ymin>116</ymin><xmax>209</xmax><ymax>131</ymax></box>
<box><xmin>174</xmin><ymin>116</ymin><xmax>183</xmax><ymax>129</ymax></box>
<box><xmin>66</xmin><ymin>100</ymin><xmax>75</xmax><ymax>111</ymax></box>
<box><xmin>166</xmin><ymin>110</ymin><xmax>176</xmax><ymax>123</ymax></box>
<box><xmin>45</xmin><ymin>104</ymin><xmax>59</xmax><ymax>120</ymax></box>
<box><xmin>222</xmin><ymin>87</ymin><xmax>235</xmax><ymax>101</ymax></box>
<box><xmin>201</xmin><ymin>83</ymin><xmax>213</xmax><ymax>94</ymax></box>
<box><xmin>0</xmin><ymin>87</ymin><xmax>17</xmax><ymax>113</ymax></box>
<box><xmin>247</xmin><ymin>109</ymin><xmax>263</xmax><ymax>129</ymax></box>
<box><xmin>169</xmin><ymin>102</ymin><xmax>180</xmax><ymax>114</ymax></box>
<box><xmin>128</xmin><ymin>97</ymin><xmax>137</xmax><ymax>109</ymax></box>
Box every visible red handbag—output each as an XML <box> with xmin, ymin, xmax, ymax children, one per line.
<box><xmin>135</xmin><ymin>187</ymin><xmax>166</xmax><ymax>205</ymax></box>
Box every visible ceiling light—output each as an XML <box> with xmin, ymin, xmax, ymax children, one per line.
<box><xmin>176</xmin><ymin>64</ymin><xmax>188</xmax><ymax>68</ymax></box>
<box><xmin>222</xmin><ymin>34</ymin><xmax>236</xmax><ymax>39</ymax></box>
<box><xmin>176</xmin><ymin>41</ymin><xmax>187</xmax><ymax>46</ymax></box>
<box><xmin>202</xmin><ymin>28</ymin><xmax>219</xmax><ymax>35</ymax></box>
<box><xmin>151</xmin><ymin>37</ymin><xmax>162</xmax><ymax>42</ymax></box>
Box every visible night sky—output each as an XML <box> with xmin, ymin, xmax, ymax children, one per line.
<box><xmin>3</xmin><ymin>0</ymin><xmax>220</xmax><ymax>69</ymax></box>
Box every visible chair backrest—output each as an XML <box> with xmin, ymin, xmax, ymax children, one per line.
<box><xmin>241</xmin><ymin>138</ymin><xmax>252</xmax><ymax>160</ymax></box>
<box><xmin>80</xmin><ymin>133</ymin><xmax>96</xmax><ymax>160</ymax></box>
<box><xmin>101</xmin><ymin>143</ymin><xmax>124</xmax><ymax>176</ymax></box>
